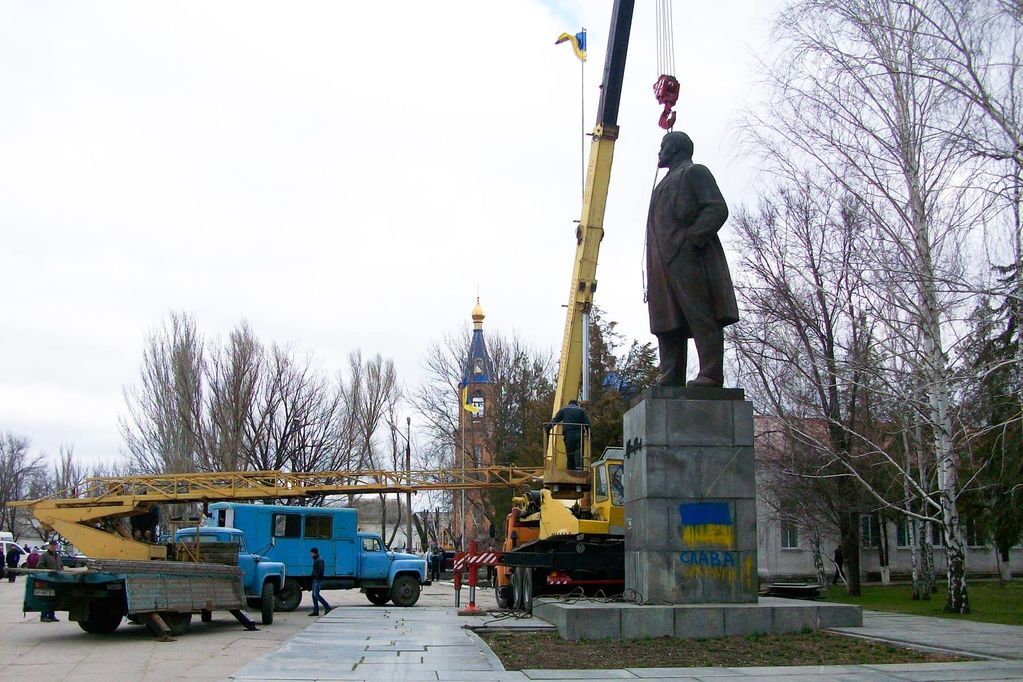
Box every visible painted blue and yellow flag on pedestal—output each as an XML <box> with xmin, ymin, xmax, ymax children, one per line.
<box><xmin>555</xmin><ymin>30</ymin><xmax>587</xmax><ymax>62</ymax></box>
<box><xmin>678</xmin><ymin>502</ymin><xmax>735</xmax><ymax>549</ymax></box>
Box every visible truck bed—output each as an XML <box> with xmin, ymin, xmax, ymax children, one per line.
<box><xmin>22</xmin><ymin>558</ymin><xmax>246</xmax><ymax>615</ymax></box>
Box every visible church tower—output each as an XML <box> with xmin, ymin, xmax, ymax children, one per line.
<box><xmin>453</xmin><ymin>298</ymin><xmax>495</xmax><ymax>547</ymax></box>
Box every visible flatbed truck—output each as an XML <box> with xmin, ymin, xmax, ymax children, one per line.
<box><xmin>20</xmin><ymin>558</ymin><xmax>259</xmax><ymax>639</ymax></box>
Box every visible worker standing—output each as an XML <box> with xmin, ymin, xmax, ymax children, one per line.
<box><xmin>550</xmin><ymin>399</ymin><xmax>590</xmax><ymax>470</ymax></box>
<box><xmin>38</xmin><ymin>540</ymin><xmax>63</xmax><ymax>622</ymax></box>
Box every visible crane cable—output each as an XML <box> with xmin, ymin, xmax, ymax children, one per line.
<box><xmin>654</xmin><ymin>0</ymin><xmax>680</xmax><ymax>130</ymax></box>
<box><xmin>644</xmin><ymin>1</ymin><xmax>680</xmax><ymax>303</ymax></box>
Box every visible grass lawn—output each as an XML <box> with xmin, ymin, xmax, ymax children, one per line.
<box><xmin>822</xmin><ymin>580</ymin><xmax>1023</xmax><ymax>626</ymax></box>
<box><xmin>479</xmin><ymin>630</ymin><xmax>968</xmax><ymax>670</ymax></box>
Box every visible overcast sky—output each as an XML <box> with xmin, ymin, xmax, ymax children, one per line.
<box><xmin>1</xmin><ymin>1</ymin><xmax>781</xmax><ymax>465</ymax></box>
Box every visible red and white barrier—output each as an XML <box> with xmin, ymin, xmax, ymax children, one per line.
<box><xmin>454</xmin><ymin>542</ymin><xmax>501</xmax><ymax>615</ymax></box>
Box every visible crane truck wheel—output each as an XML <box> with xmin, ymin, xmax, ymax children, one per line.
<box><xmin>389</xmin><ymin>575</ymin><xmax>421</xmax><ymax>607</ymax></box>
<box><xmin>495</xmin><ymin>581</ymin><xmax>511</xmax><ymax>609</ymax></box>
<box><xmin>201</xmin><ymin>610</ymin><xmax>213</xmax><ymax>623</ymax></box>
<box><xmin>366</xmin><ymin>588</ymin><xmax>390</xmax><ymax>605</ymax></box>
<box><xmin>522</xmin><ymin>568</ymin><xmax>534</xmax><ymax>613</ymax></box>
<box><xmin>511</xmin><ymin>570</ymin><xmax>524</xmax><ymax>610</ymax></box>
<box><xmin>78</xmin><ymin>603</ymin><xmax>123</xmax><ymax>634</ymax></box>
<box><xmin>275</xmin><ymin>578</ymin><xmax>302</xmax><ymax>612</ymax></box>
<box><xmin>261</xmin><ymin>582</ymin><xmax>275</xmax><ymax>625</ymax></box>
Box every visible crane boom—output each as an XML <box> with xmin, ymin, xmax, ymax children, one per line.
<box><xmin>13</xmin><ymin>465</ymin><xmax>544</xmax><ymax>562</ymax></box>
<box><xmin>547</xmin><ymin>0</ymin><xmax>634</xmax><ymax>488</ymax></box>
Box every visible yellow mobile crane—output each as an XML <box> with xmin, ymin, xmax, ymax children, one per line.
<box><xmin>495</xmin><ymin>0</ymin><xmax>634</xmax><ymax>610</ymax></box>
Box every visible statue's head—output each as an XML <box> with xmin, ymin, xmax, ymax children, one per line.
<box><xmin>658</xmin><ymin>131</ymin><xmax>694</xmax><ymax>168</ymax></box>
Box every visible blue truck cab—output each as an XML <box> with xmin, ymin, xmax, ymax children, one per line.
<box><xmin>207</xmin><ymin>502</ymin><xmax>429</xmax><ymax>609</ymax></box>
<box><xmin>173</xmin><ymin>526</ymin><xmax>285</xmax><ymax>624</ymax></box>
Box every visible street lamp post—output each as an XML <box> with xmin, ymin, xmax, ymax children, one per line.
<box><xmin>405</xmin><ymin>416</ymin><xmax>412</xmax><ymax>553</ymax></box>
<box><xmin>389</xmin><ymin>417</ymin><xmax>416</xmax><ymax>553</ymax></box>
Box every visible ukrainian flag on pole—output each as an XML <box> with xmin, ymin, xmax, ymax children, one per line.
<box><xmin>461</xmin><ymin>386</ymin><xmax>479</xmax><ymax>415</ymax></box>
<box><xmin>555</xmin><ymin>29</ymin><xmax>587</xmax><ymax>62</ymax></box>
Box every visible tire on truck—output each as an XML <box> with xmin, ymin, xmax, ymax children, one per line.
<box><xmin>366</xmin><ymin>588</ymin><xmax>390</xmax><ymax>606</ymax></box>
<box><xmin>261</xmin><ymin>582</ymin><xmax>275</xmax><ymax>625</ymax></box>
<box><xmin>148</xmin><ymin>612</ymin><xmax>192</xmax><ymax>637</ymax></box>
<box><xmin>275</xmin><ymin>578</ymin><xmax>302</xmax><ymax>612</ymax></box>
<box><xmin>78</xmin><ymin>601</ymin><xmax>124</xmax><ymax>635</ymax></box>
<box><xmin>389</xmin><ymin>575</ymin><xmax>421</xmax><ymax>607</ymax></box>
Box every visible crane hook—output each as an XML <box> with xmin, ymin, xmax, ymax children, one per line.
<box><xmin>653</xmin><ymin>74</ymin><xmax>680</xmax><ymax>131</ymax></box>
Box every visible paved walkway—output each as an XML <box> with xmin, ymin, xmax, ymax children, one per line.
<box><xmin>834</xmin><ymin>611</ymin><xmax>1023</xmax><ymax>661</ymax></box>
<box><xmin>230</xmin><ymin>607</ymin><xmax>1023</xmax><ymax>681</ymax></box>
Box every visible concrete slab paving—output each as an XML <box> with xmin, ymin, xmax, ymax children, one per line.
<box><xmin>834</xmin><ymin>610</ymin><xmax>1023</xmax><ymax>661</ymax></box>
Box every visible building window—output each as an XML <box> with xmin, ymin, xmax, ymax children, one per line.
<box><xmin>272</xmin><ymin>513</ymin><xmax>302</xmax><ymax>538</ymax></box>
<box><xmin>860</xmin><ymin>514</ymin><xmax>881</xmax><ymax>548</ymax></box>
<box><xmin>896</xmin><ymin>518</ymin><xmax>912</xmax><ymax>548</ymax></box>
<box><xmin>930</xmin><ymin>522</ymin><xmax>944</xmax><ymax>547</ymax></box>
<box><xmin>965</xmin><ymin>518</ymin><xmax>986</xmax><ymax>547</ymax></box>
<box><xmin>472</xmin><ymin>393</ymin><xmax>485</xmax><ymax>419</ymax></box>
<box><xmin>473</xmin><ymin>445</ymin><xmax>482</xmax><ymax>467</ymax></box>
<box><xmin>305</xmin><ymin>515</ymin><xmax>333</xmax><ymax>540</ymax></box>
<box><xmin>781</xmin><ymin>520</ymin><xmax>800</xmax><ymax>549</ymax></box>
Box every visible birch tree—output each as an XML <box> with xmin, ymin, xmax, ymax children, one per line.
<box><xmin>747</xmin><ymin>0</ymin><xmax>981</xmax><ymax>612</ymax></box>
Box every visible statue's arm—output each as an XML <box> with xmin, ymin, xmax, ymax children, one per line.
<box><xmin>684</xmin><ymin>165</ymin><xmax>729</xmax><ymax>248</ymax></box>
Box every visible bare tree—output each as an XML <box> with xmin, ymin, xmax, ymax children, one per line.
<box><xmin>200</xmin><ymin>321</ymin><xmax>262</xmax><ymax>472</ymax></box>
<box><xmin>246</xmin><ymin>345</ymin><xmax>358</xmax><ymax>502</ymax></box>
<box><xmin>0</xmin><ymin>433</ymin><xmax>45</xmax><ymax>536</ymax></box>
<box><xmin>730</xmin><ymin>179</ymin><xmax>876</xmax><ymax>595</ymax></box>
<box><xmin>120</xmin><ymin>311</ymin><xmax>205</xmax><ymax>474</ymax></box>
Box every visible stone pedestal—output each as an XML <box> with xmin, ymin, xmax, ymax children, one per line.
<box><xmin>623</xmin><ymin>387</ymin><xmax>757</xmax><ymax>604</ymax></box>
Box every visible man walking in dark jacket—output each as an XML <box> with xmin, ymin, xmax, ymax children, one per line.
<box><xmin>6</xmin><ymin>543</ymin><xmax>23</xmax><ymax>582</ymax></box>
<box><xmin>308</xmin><ymin>547</ymin><xmax>332</xmax><ymax>617</ymax></box>
<box><xmin>550</xmin><ymin>400</ymin><xmax>590</xmax><ymax>470</ymax></box>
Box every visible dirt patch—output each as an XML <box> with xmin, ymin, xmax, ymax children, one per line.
<box><xmin>478</xmin><ymin>630</ymin><xmax>970</xmax><ymax>670</ymax></box>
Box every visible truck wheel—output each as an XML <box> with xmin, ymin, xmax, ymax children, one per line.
<box><xmin>275</xmin><ymin>578</ymin><xmax>302</xmax><ymax>612</ymax></box>
<box><xmin>154</xmin><ymin>612</ymin><xmax>191</xmax><ymax>637</ymax></box>
<box><xmin>511</xmin><ymin>570</ymin><xmax>524</xmax><ymax>610</ymax></box>
<box><xmin>389</xmin><ymin>575</ymin><xmax>421</xmax><ymax>607</ymax></box>
<box><xmin>495</xmin><ymin>583</ymin><xmax>511</xmax><ymax>609</ymax></box>
<box><xmin>366</xmin><ymin>588</ymin><xmax>390</xmax><ymax>606</ymax></box>
<box><xmin>522</xmin><ymin>567</ymin><xmax>534</xmax><ymax>613</ymax></box>
<box><xmin>78</xmin><ymin>604</ymin><xmax>123</xmax><ymax>634</ymax></box>
<box><xmin>260</xmin><ymin>582</ymin><xmax>275</xmax><ymax>625</ymax></box>
<box><xmin>200</xmin><ymin>610</ymin><xmax>212</xmax><ymax>623</ymax></box>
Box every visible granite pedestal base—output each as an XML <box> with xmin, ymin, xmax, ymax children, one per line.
<box><xmin>624</xmin><ymin>387</ymin><xmax>758</xmax><ymax>604</ymax></box>
<box><xmin>532</xmin><ymin>597</ymin><xmax>863</xmax><ymax>641</ymax></box>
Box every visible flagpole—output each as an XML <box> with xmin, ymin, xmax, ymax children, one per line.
<box><xmin>460</xmin><ymin>401</ymin><xmax>466</xmax><ymax>551</ymax></box>
<box><xmin>580</xmin><ymin>29</ymin><xmax>586</xmax><ymax>200</ymax></box>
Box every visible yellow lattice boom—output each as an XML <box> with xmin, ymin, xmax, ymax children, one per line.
<box><xmin>12</xmin><ymin>465</ymin><xmax>544</xmax><ymax>561</ymax></box>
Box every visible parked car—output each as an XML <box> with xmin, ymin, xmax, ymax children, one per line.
<box><xmin>57</xmin><ymin>550</ymin><xmax>87</xmax><ymax>568</ymax></box>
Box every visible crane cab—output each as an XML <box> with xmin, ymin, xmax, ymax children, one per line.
<box><xmin>589</xmin><ymin>448</ymin><xmax>625</xmax><ymax>532</ymax></box>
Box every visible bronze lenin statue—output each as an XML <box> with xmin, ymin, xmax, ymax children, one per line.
<box><xmin>646</xmin><ymin>132</ymin><xmax>738</xmax><ymax>387</ymax></box>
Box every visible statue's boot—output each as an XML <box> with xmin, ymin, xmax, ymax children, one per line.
<box><xmin>656</xmin><ymin>330</ymin><xmax>688</xmax><ymax>386</ymax></box>
<box><xmin>687</xmin><ymin>328</ymin><xmax>724</xmax><ymax>388</ymax></box>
